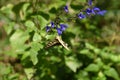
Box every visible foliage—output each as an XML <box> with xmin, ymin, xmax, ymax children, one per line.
<box><xmin>0</xmin><ymin>0</ymin><xmax>120</xmax><ymax>80</ymax></box>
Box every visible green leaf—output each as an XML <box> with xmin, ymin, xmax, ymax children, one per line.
<box><xmin>12</xmin><ymin>2</ymin><xmax>26</xmax><ymax>14</ymax></box>
<box><xmin>79</xmin><ymin>49</ymin><xmax>94</xmax><ymax>59</ymax></box>
<box><xmin>30</xmin><ymin>49</ymin><xmax>38</xmax><ymax>65</ymax></box>
<box><xmin>35</xmin><ymin>15</ymin><xmax>48</xmax><ymax>30</ymax></box>
<box><xmin>21</xmin><ymin>3</ymin><xmax>30</xmax><ymax>20</ymax></box>
<box><xmin>32</xmin><ymin>15</ymin><xmax>48</xmax><ymax>30</ymax></box>
<box><xmin>31</xmin><ymin>42</ymin><xmax>43</xmax><ymax>51</ymax></box>
<box><xmin>30</xmin><ymin>42</ymin><xmax>43</xmax><ymax>65</ymax></box>
<box><xmin>75</xmin><ymin>70</ymin><xmax>89</xmax><ymax>80</ymax></box>
<box><xmin>25</xmin><ymin>20</ymin><xmax>36</xmax><ymax>32</ymax></box>
<box><xmin>22</xmin><ymin>3</ymin><xmax>30</xmax><ymax>13</ymax></box>
<box><xmin>24</xmin><ymin>68</ymin><xmax>34</xmax><ymax>80</ymax></box>
<box><xmin>33</xmin><ymin>32</ymin><xmax>42</xmax><ymax>42</ymax></box>
<box><xmin>10</xmin><ymin>30</ymin><xmax>29</xmax><ymax>54</ymax></box>
<box><xmin>4</xmin><ymin>22</ymin><xmax>15</xmax><ymax>35</ymax></box>
<box><xmin>50</xmin><ymin>56</ymin><xmax>61</xmax><ymax>62</ymax></box>
<box><xmin>85</xmin><ymin>42</ymin><xmax>95</xmax><ymax>50</ymax></box>
<box><xmin>21</xmin><ymin>51</ymin><xmax>30</xmax><ymax>60</ymax></box>
<box><xmin>65</xmin><ymin>57</ymin><xmax>82</xmax><ymax>72</ymax></box>
<box><xmin>85</xmin><ymin>64</ymin><xmax>99</xmax><ymax>72</ymax></box>
<box><xmin>0</xmin><ymin>63</ymin><xmax>12</xmax><ymax>75</ymax></box>
<box><xmin>80</xmin><ymin>49</ymin><xmax>89</xmax><ymax>54</ymax></box>
<box><xmin>104</xmin><ymin>68</ymin><xmax>120</xmax><ymax>80</ymax></box>
<box><xmin>97</xmin><ymin>71</ymin><xmax>106</xmax><ymax>80</ymax></box>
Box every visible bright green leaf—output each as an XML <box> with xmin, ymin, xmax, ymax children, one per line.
<box><xmin>30</xmin><ymin>42</ymin><xmax>43</xmax><ymax>65</ymax></box>
<box><xmin>85</xmin><ymin>64</ymin><xmax>99</xmax><ymax>72</ymax></box>
<box><xmin>97</xmin><ymin>71</ymin><xmax>106</xmax><ymax>80</ymax></box>
<box><xmin>25</xmin><ymin>20</ymin><xmax>36</xmax><ymax>32</ymax></box>
<box><xmin>33</xmin><ymin>32</ymin><xmax>42</xmax><ymax>42</ymax></box>
<box><xmin>30</xmin><ymin>49</ymin><xmax>38</xmax><ymax>65</ymax></box>
<box><xmin>24</xmin><ymin>68</ymin><xmax>34</xmax><ymax>80</ymax></box>
<box><xmin>104</xmin><ymin>68</ymin><xmax>120</xmax><ymax>80</ymax></box>
<box><xmin>10</xmin><ymin>30</ymin><xmax>29</xmax><ymax>54</ymax></box>
<box><xmin>65</xmin><ymin>57</ymin><xmax>82</xmax><ymax>72</ymax></box>
<box><xmin>75</xmin><ymin>70</ymin><xmax>89</xmax><ymax>80</ymax></box>
<box><xmin>33</xmin><ymin>15</ymin><xmax>47</xmax><ymax>30</ymax></box>
<box><xmin>85</xmin><ymin>42</ymin><xmax>95</xmax><ymax>50</ymax></box>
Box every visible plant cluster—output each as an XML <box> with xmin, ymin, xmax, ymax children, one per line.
<box><xmin>46</xmin><ymin>0</ymin><xmax>106</xmax><ymax>36</ymax></box>
<box><xmin>0</xmin><ymin>0</ymin><xmax>120</xmax><ymax>80</ymax></box>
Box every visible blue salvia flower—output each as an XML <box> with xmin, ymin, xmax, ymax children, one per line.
<box><xmin>93</xmin><ymin>7</ymin><xmax>100</xmax><ymax>11</ymax></box>
<box><xmin>86</xmin><ymin>7</ymin><xmax>106</xmax><ymax>16</ymax></box>
<box><xmin>93</xmin><ymin>7</ymin><xmax>107</xmax><ymax>16</ymax></box>
<box><xmin>57</xmin><ymin>24</ymin><xmax>68</xmax><ymax>35</ymax></box>
<box><xmin>46</xmin><ymin>22</ymin><xmax>54</xmax><ymax>32</ymax></box>
<box><xmin>88</xmin><ymin>0</ymin><xmax>92</xmax><ymax>6</ymax></box>
<box><xmin>51</xmin><ymin>22</ymin><xmax>55</xmax><ymax>28</ymax></box>
<box><xmin>86</xmin><ymin>0</ymin><xmax>106</xmax><ymax>16</ymax></box>
<box><xmin>86</xmin><ymin>8</ymin><xmax>95</xmax><ymax>15</ymax></box>
<box><xmin>46</xmin><ymin>1</ymin><xmax>106</xmax><ymax>35</ymax></box>
<box><xmin>60</xmin><ymin>24</ymin><xmax>68</xmax><ymax>31</ymax></box>
<box><xmin>96</xmin><ymin>10</ymin><xmax>107</xmax><ymax>16</ymax></box>
<box><xmin>64</xmin><ymin>5</ymin><xmax>69</xmax><ymax>13</ymax></box>
<box><xmin>46</xmin><ymin>22</ymin><xmax>68</xmax><ymax>35</ymax></box>
<box><xmin>57</xmin><ymin>28</ymin><xmax>62</xmax><ymax>35</ymax></box>
<box><xmin>78</xmin><ymin>13</ymin><xmax>86</xmax><ymax>19</ymax></box>
<box><xmin>46</xmin><ymin>26</ymin><xmax>51</xmax><ymax>32</ymax></box>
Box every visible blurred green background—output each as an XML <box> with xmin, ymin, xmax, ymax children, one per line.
<box><xmin>0</xmin><ymin>0</ymin><xmax>120</xmax><ymax>80</ymax></box>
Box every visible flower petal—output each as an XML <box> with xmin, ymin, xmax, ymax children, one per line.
<box><xmin>57</xmin><ymin>28</ymin><xmax>62</xmax><ymax>35</ymax></box>
<box><xmin>64</xmin><ymin>5</ymin><xmax>69</xmax><ymax>13</ymax></box>
<box><xmin>78</xmin><ymin>13</ymin><xmax>86</xmax><ymax>19</ymax></box>
<box><xmin>93</xmin><ymin>7</ymin><xmax>100</xmax><ymax>12</ymax></box>
<box><xmin>51</xmin><ymin>22</ymin><xmax>55</xmax><ymax>28</ymax></box>
<box><xmin>86</xmin><ymin>8</ymin><xmax>95</xmax><ymax>15</ymax></box>
<box><xmin>97</xmin><ymin>10</ymin><xmax>107</xmax><ymax>16</ymax></box>
<box><xmin>88</xmin><ymin>0</ymin><xmax>92</xmax><ymax>6</ymax></box>
<box><xmin>60</xmin><ymin>24</ymin><xmax>68</xmax><ymax>31</ymax></box>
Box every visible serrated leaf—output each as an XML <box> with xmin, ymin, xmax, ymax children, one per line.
<box><xmin>4</xmin><ymin>22</ymin><xmax>15</xmax><ymax>35</ymax></box>
<box><xmin>33</xmin><ymin>32</ymin><xmax>41</xmax><ymax>42</ymax></box>
<box><xmin>31</xmin><ymin>42</ymin><xmax>43</xmax><ymax>51</ymax></box>
<box><xmin>65</xmin><ymin>57</ymin><xmax>82</xmax><ymax>72</ymax></box>
<box><xmin>10</xmin><ymin>30</ymin><xmax>29</xmax><ymax>54</ymax></box>
<box><xmin>24</xmin><ymin>68</ymin><xmax>34</xmax><ymax>80</ymax></box>
<box><xmin>30</xmin><ymin>42</ymin><xmax>43</xmax><ymax>65</ymax></box>
<box><xmin>36</xmin><ymin>15</ymin><xmax>48</xmax><ymax>29</ymax></box>
<box><xmin>104</xmin><ymin>68</ymin><xmax>119</xmax><ymax>80</ymax></box>
<box><xmin>30</xmin><ymin>49</ymin><xmax>38</xmax><ymax>65</ymax></box>
<box><xmin>85</xmin><ymin>64</ymin><xmax>99</xmax><ymax>72</ymax></box>
<box><xmin>21</xmin><ymin>51</ymin><xmax>30</xmax><ymax>60</ymax></box>
<box><xmin>25</xmin><ymin>20</ymin><xmax>36</xmax><ymax>32</ymax></box>
<box><xmin>31</xmin><ymin>15</ymin><xmax>48</xmax><ymax>30</ymax></box>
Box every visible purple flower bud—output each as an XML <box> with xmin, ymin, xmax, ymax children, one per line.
<box><xmin>46</xmin><ymin>26</ymin><xmax>51</xmax><ymax>32</ymax></box>
<box><xmin>88</xmin><ymin>0</ymin><xmax>92</xmax><ymax>6</ymax></box>
<box><xmin>64</xmin><ymin>5</ymin><xmax>69</xmax><ymax>13</ymax></box>
<box><xmin>78</xmin><ymin>13</ymin><xmax>86</xmax><ymax>19</ymax></box>
<box><xmin>51</xmin><ymin>22</ymin><xmax>55</xmax><ymax>28</ymax></box>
